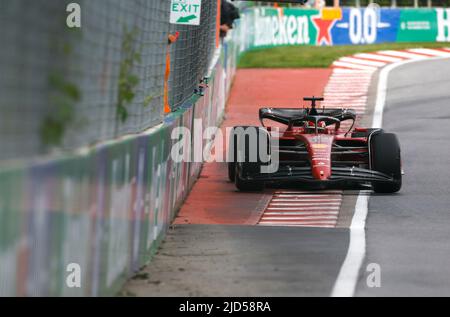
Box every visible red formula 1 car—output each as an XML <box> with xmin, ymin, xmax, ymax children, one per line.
<box><xmin>228</xmin><ymin>97</ymin><xmax>402</xmax><ymax>193</ymax></box>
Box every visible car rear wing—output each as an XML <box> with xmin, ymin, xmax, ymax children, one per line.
<box><xmin>259</xmin><ymin>107</ymin><xmax>357</xmax><ymax>125</ymax></box>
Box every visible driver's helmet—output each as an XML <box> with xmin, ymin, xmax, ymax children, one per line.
<box><xmin>306</xmin><ymin>121</ymin><xmax>326</xmax><ymax>128</ymax></box>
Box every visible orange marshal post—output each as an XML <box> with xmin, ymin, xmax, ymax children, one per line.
<box><xmin>164</xmin><ymin>32</ymin><xmax>180</xmax><ymax>114</ymax></box>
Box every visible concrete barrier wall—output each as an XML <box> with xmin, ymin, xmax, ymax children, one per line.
<box><xmin>0</xmin><ymin>45</ymin><xmax>231</xmax><ymax>296</ymax></box>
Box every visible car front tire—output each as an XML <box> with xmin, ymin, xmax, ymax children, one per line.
<box><xmin>370</xmin><ymin>132</ymin><xmax>402</xmax><ymax>194</ymax></box>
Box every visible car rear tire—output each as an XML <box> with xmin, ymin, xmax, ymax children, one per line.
<box><xmin>231</xmin><ymin>126</ymin><xmax>268</xmax><ymax>192</ymax></box>
<box><xmin>235</xmin><ymin>163</ymin><xmax>264</xmax><ymax>192</ymax></box>
<box><xmin>228</xmin><ymin>163</ymin><xmax>236</xmax><ymax>182</ymax></box>
<box><xmin>228</xmin><ymin>126</ymin><xmax>249</xmax><ymax>182</ymax></box>
<box><xmin>370</xmin><ymin>132</ymin><xmax>402</xmax><ymax>194</ymax></box>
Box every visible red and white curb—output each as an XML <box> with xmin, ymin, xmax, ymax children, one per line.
<box><xmin>259</xmin><ymin>191</ymin><xmax>343</xmax><ymax>228</ymax></box>
<box><xmin>258</xmin><ymin>47</ymin><xmax>450</xmax><ymax>228</ymax></box>
<box><xmin>332</xmin><ymin>48</ymin><xmax>450</xmax><ymax>71</ymax></box>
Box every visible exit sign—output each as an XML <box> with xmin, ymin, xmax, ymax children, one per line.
<box><xmin>170</xmin><ymin>0</ymin><xmax>202</xmax><ymax>26</ymax></box>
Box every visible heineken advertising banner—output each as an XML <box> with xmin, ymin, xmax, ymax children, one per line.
<box><xmin>238</xmin><ymin>7</ymin><xmax>450</xmax><ymax>49</ymax></box>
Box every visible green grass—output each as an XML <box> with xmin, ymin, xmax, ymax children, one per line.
<box><xmin>238</xmin><ymin>43</ymin><xmax>450</xmax><ymax>68</ymax></box>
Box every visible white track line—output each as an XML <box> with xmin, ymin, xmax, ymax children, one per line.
<box><xmin>376</xmin><ymin>50</ymin><xmax>426</xmax><ymax>59</ymax></box>
<box><xmin>338</xmin><ymin>57</ymin><xmax>388</xmax><ymax>67</ymax></box>
<box><xmin>261</xmin><ymin>216</ymin><xmax>339</xmax><ymax>220</ymax></box>
<box><xmin>272</xmin><ymin>201</ymin><xmax>342</xmax><ymax>204</ymax></box>
<box><xmin>331</xmin><ymin>193</ymin><xmax>369</xmax><ymax>297</ymax></box>
<box><xmin>264</xmin><ymin>212</ymin><xmax>339</xmax><ymax>216</ymax></box>
<box><xmin>273</xmin><ymin>194</ymin><xmax>340</xmax><ymax>198</ymax></box>
<box><xmin>354</xmin><ymin>53</ymin><xmax>403</xmax><ymax>63</ymax></box>
<box><xmin>333</xmin><ymin>61</ymin><xmax>378</xmax><ymax>71</ymax></box>
<box><xmin>267</xmin><ymin>207</ymin><xmax>340</xmax><ymax>211</ymax></box>
<box><xmin>372</xmin><ymin>58</ymin><xmax>427</xmax><ymax>128</ymax></box>
<box><xmin>326</xmin><ymin>84</ymin><xmax>371</xmax><ymax>87</ymax></box>
<box><xmin>407</xmin><ymin>48</ymin><xmax>450</xmax><ymax>57</ymax></box>
<box><xmin>332</xmin><ymin>68</ymin><xmax>374</xmax><ymax>74</ymax></box>
<box><xmin>259</xmin><ymin>223</ymin><xmax>336</xmax><ymax>228</ymax></box>
<box><xmin>274</xmin><ymin>190</ymin><xmax>341</xmax><ymax>193</ymax></box>
<box><xmin>260</xmin><ymin>189</ymin><xmax>343</xmax><ymax>227</ymax></box>
<box><xmin>270</xmin><ymin>203</ymin><xmax>341</xmax><ymax>207</ymax></box>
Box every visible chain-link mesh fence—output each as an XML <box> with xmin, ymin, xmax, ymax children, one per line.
<box><xmin>0</xmin><ymin>0</ymin><xmax>219</xmax><ymax>161</ymax></box>
<box><xmin>169</xmin><ymin>0</ymin><xmax>218</xmax><ymax>109</ymax></box>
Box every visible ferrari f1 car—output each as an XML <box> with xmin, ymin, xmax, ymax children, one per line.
<box><xmin>228</xmin><ymin>97</ymin><xmax>402</xmax><ymax>193</ymax></box>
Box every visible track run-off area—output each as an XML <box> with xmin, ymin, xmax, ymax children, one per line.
<box><xmin>123</xmin><ymin>48</ymin><xmax>450</xmax><ymax>297</ymax></box>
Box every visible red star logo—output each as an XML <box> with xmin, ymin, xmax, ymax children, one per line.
<box><xmin>312</xmin><ymin>16</ymin><xmax>336</xmax><ymax>46</ymax></box>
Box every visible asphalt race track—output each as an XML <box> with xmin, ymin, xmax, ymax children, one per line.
<box><xmin>124</xmin><ymin>58</ymin><xmax>450</xmax><ymax>297</ymax></box>
<box><xmin>356</xmin><ymin>58</ymin><xmax>450</xmax><ymax>296</ymax></box>
<box><xmin>125</xmin><ymin>226</ymin><xmax>348</xmax><ymax>296</ymax></box>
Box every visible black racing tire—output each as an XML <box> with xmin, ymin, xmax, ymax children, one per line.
<box><xmin>231</xmin><ymin>126</ymin><xmax>268</xmax><ymax>192</ymax></box>
<box><xmin>228</xmin><ymin>162</ymin><xmax>236</xmax><ymax>182</ymax></box>
<box><xmin>370</xmin><ymin>132</ymin><xmax>402</xmax><ymax>194</ymax></box>
<box><xmin>228</xmin><ymin>126</ymin><xmax>252</xmax><ymax>182</ymax></box>
<box><xmin>352</xmin><ymin>128</ymin><xmax>384</xmax><ymax>138</ymax></box>
<box><xmin>235</xmin><ymin>163</ymin><xmax>265</xmax><ymax>192</ymax></box>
